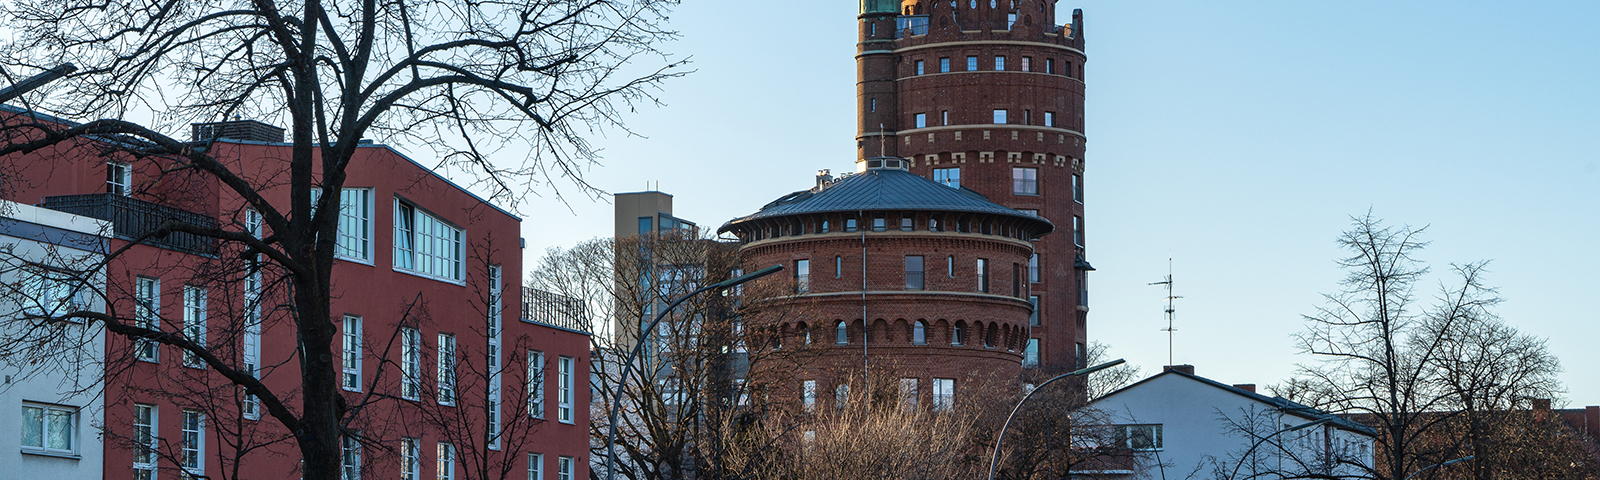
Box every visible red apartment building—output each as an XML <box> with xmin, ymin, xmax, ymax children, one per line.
<box><xmin>3</xmin><ymin>111</ymin><xmax>590</xmax><ymax>480</ymax></box>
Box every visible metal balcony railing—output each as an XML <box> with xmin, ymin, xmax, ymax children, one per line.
<box><xmin>522</xmin><ymin>287</ymin><xmax>592</xmax><ymax>334</ymax></box>
<box><xmin>895</xmin><ymin>15</ymin><xmax>929</xmax><ymax>38</ymax></box>
<box><xmin>41</xmin><ymin>193</ymin><xmax>217</xmax><ymax>255</ymax></box>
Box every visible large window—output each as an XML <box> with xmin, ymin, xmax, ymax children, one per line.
<box><xmin>107</xmin><ymin>161</ymin><xmax>131</xmax><ymax>196</ymax></box>
<box><xmin>1029</xmin><ymin>295</ymin><xmax>1041</xmax><ymax>326</ymax></box>
<box><xmin>1116</xmin><ymin>425</ymin><xmax>1164</xmax><ymax>451</ymax></box>
<box><xmin>557</xmin><ymin>457</ymin><xmax>573</xmax><ymax>480</ymax></box>
<box><xmin>527</xmin><ymin>350</ymin><xmax>545</xmax><ymax>418</ymax></box>
<box><xmin>993</xmin><ymin>109</ymin><xmax>1008</xmax><ymax>124</ymax></box>
<box><xmin>1028</xmin><ymin>254</ymin><xmax>1040</xmax><ymax>283</ymax></box>
<box><xmin>135</xmin><ymin>277</ymin><xmax>160</xmax><ymax>362</ymax></box>
<box><xmin>21</xmin><ymin>403</ymin><xmax>76</xmax><ymax>455</ymax></box>
<box><xmin>527</xmin><ymin>453</ymin><xmax>544</xmax><ymax>480</ymax></box>
<box><xmin>337</xmin><ymin>188</ymin><xmax>373</xmax><ymax>261</ymax></box>
<box><xmin>976</xmin><ymin>258</ymin><xmax>989</xmax><ymax>293</ymax></box>
<box><xmin>802</xmin><ymin>380</ymin><xmax>817</xmax><ymax>412</ymax></box>
<box><xmin>342</xmin><ymin>434</ymin><xmax>363</xmax><ymax>480</ymax></box>
<box><xmin>402</xmin><ymin>438</ymin><xmax>421</xmax><ymax>480</ymax></box>
<box><xmin>402</xmin><ymin>328</ymin><xmax>422</xmax><ymax>400</ymax></box>
<box><xmin>437</xmin><ymin>442</ymin><xmax>456</xmax><ymax>480</ymax></box>
<box><xmin>994</xmin><ymin>55</ymin><xmax>1006</xmax><ymax>70</ymax></box>
<box><xmin>182</xmin><ymin>409</ymin><xmax>205</xmax><ymax>478</ymax></box>
<box><xmin>966</xmin><ymin>55</ymin><xmax>977</xmax><ymax>71</ymax></box>
<box><xmin>795</xmin><ymin>259</ymin><xmax>810</xmax><ymax>294</ymax></box>
<box><xmin>905</xmin><ymin>255</ymin><xmax>924</xmax><ymax>290</ymax></box>
<box><xmin>939</xmin><ymin>57</ymin><xmax>950</xmax><ymax>73</ymax></box>
<box><xmin>899</xmin><ymin>378</ymin><xmax>919</xmax><ymax>411</ymax></box>
<box><xmin>134</xmin><ymin>404</ymin><xmax>157</xmax><ymax>480</ymax></box>
<box><xmin>1013</xmin><ymin>167</ymin><xmax>1038</xmax><ymax>196</ymax></box>
<box><xmin>914</xmin><ymin>59</ymin><xmax>924</xmax><ymax>75</ymax></box>
<box><xmin>394</xmin><ymin>200</ymin><xmax>464</xmax><ymax>282</ymax></box>
<box><xmin>438</xmin><ymin>333</ymin><xmax>457</xmax><ymax>405</ymax></box>
<box><xmin>1024</xmin><ymin>339</ymin><xmax>1040</xmax><ymax>368</ymax></box>
<box><xmin>835</xmin><ymin>321</ymin><xmax>848</xmax><ymax>344</ymax></box>
<box><xmin>932</xmin><ymin>378</ymin><xmax>955</xmax><ymax>412</ymax></box>
<box><xmin>915</xmin><ymin>113</ymin><xmax>927</xmax><ymax>128</ymax></box>
<box><xmin>342</xmin><ymin>315</ymin><xmax>363</xmax><ymax>391</ymax></box>
<box><xmin>913</xmin><ymin>321</ymin><xmax>927</xmax><ymax>345</ymax></box>
<box><xmin>557</xmin><ymin>356</ymin><xmax>574</xmax><ymax>424</ymax></box>
<box><xmin>932</xmin><ymin>167</ymin><xmax>960</xmax><ymax>189</ymax></box>
<box><xmin>183</xmin><ymin>286</ymin><xmax>207</xmax><ymax>368</ymax></box>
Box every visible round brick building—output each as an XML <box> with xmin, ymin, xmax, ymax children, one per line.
<box><xmin>720</xmin><ymin>159</ymin><xmax>1053</xmax><ymax>409</ymax></box>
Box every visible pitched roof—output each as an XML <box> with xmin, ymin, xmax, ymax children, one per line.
<box><xmin>1097</xmin><ymin>369</ymin><xmax>1376</xmax><ymax>436</ymax></box>
<box><xmin>718</xmin><ymin>167</ymin><xmax>1054</xmax><ymax>234</ymax></box>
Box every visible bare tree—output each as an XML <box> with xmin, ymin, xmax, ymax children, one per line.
<box><xmin>0</xmin><ymin>0</ymin><xmax>682</xmax><ymax>476</ymax></box>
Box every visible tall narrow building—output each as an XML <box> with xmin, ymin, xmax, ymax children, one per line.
<box><xmin>857</xmin><ymin>0</ymin><xmax>1090</xmax><ymax>375</ymax></box>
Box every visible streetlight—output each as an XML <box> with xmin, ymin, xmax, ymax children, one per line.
<box><xmin>987</xmin><ymin>358</ymin><xmax>1126</xmax><ymax>480</ymax></box>
<box><xmin>1226</xmin><ymin>417</ymin><xmax>1333</xmax><ymax>480</ymax></box>
<box><xmin>1403</xmin><ymin>455</ymin><xmax>1474</xmax><ymax>480</ymax></box>
<box><xmin>603</xmin><ymin>264</ymin><xmax>784</xmax><ymax>480</ymax></box>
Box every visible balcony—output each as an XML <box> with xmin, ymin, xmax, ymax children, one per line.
<box><xmin>895</xmin><ymin>15</ymin><xmax>929</xmax><ymax>38</ymax></box>
<box><xmin>522</xmin><ymin>287</ymin><xmax>592</xmax><ymax>334</ymax></box>
<box><xmin>41</xmin><ymin>193</ymin><xmax>217</xmax><ymax>255</ymax></box>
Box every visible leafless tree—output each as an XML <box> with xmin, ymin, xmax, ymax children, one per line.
<box><xmin>0</xmin><ymin>0</ymin><xmax>683</xmax><ymax>476</ymax></box>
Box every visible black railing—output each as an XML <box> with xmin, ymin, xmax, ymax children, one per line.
<box><xmin>41</xmin><ymin>193</ymin><xmax>218</xmax><ymax>255</ymax></box>
<box><xmin>522</xmin><ymin>287</ymin><xmax>592</xmax><ymax>334</ymax></box>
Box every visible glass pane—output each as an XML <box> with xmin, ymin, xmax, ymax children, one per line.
<box><xmin>47</xmin><ymin>409</ymin><xmax>72</xmax><ymax>450</ymax></box>
<box><xmin>21</xmin><ymin>406</ymin><xmax>43</xmax><ymax>447</ymax></box>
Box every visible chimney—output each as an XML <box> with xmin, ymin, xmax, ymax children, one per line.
<box><xmin>815</xmin><ymin>169</ymin><xmax>833</xmax><ymax>190</ymax></box>
<box><xmin>1586</xmin><ymin>406</ymin><xmax>1598</xmax><ymax>438</ymax></box>
<box><xmin>192</xmin><ymin>119</ymin><xmax>286</xmax><ymax>143</ymax></box>
<box><xmin>1233</xmin><ymin>384</ymin><xmax>1257</xmax><ymax>393</ymax></box>
<box><xmin>1163</xmin><ymin>364</ymin><xmax>1194</xmax><ymax>375</ymax></box>
<box><xmin>1533</xmin><ymin>398</ymin><xmax>1552</xmax><ymax>410</ymax></box>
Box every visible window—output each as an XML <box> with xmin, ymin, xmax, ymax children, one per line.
<box><xmin>1046</xmin><ymin>58</ymin><xmax>1055</xmax><ymax>74</ymax></box>
<box><xmin>795</xmin><ymin>259</ymin><xmax>810</xmax><ymax>293</ymax></box>
<box><xmin>134</xmin><ymin>277</ymin><xmax>160</xmax><ymax>362</ymax></box>
<box><xmin>557</xmin><ymin>356</ymin><xmax>574</xmax><ymax>424</ymax></box>
<box><xmin>941</xmin><ymin>110</ymin><xmax>949</xmax><ymax>125</ymax></box>
<box><xmin>183</xmin><ymin>286</ymin><xmax>207</xmax><ymax>368</ymax></box>
<box><xmin>821</xmin><ymin>219</ymin><xmax>830</xmax><ymax>233</ymax></box>
<box><xmin>802</xmin><ymin>380</ymin><xmax>817</xmax><ymax>412</ymax></box>
<box><xmin>1020</xmin><ymin>209</ymin><xmax>1039</xmax><ymax>217</ymax></box>
<box><xmin>994</xmin><ymin>55</ymin><xmax>1006</xmax><ymax>70</ymax></box>
<box><xmin>872</xmin><ymin>215</ymin><xmax>887</xmax><ymax>232</ymax></box>
<box><xmin>1021</xmin><ymin>56</ymin><xmax>1031</xmax><ymax>72</ymax></box>
<box><xmin>899</xmin><ymin>378</ymin><xmax>919</xmax><ymax>411</ymax></box>
<box><xmin>845</xmin><ymin>218</ymin><xmax>857</xmax><ymax>232</ymax></box>
<box><xmin>1079</xmin><ymin>271</ymin><xmax>1089</xmax><ymax>307</ymax></box>
<box><xmin>342</xmin><ymin>315</ymin><xmax>362</xmax><ymax>391</ymax></box>
<box><xmin>107</xmin><ymin>161</ymin><xmax>131</xmax><ymax>196</ymax></box>
<box><xmin>932</xmin><ymin>167</ymin><xmax>960</xmax><ymax>189</ymax></box>
<box><xmin>1024</xmin><ymin>109</ymin><xmax>1032</xmax><ymax>125</ymax></box>
<box><xmin>402</xmin><ymin>438</ymin><xmax>421</xmax><ymax>480</ymax></box>
<box><xmin>1116</xmin><ymin>425</ymin><xmax>1164</xmax><ymax>451</ymax></box>
<box><xmin>905</xmin><ymin>255</ymin><xmax>924</xmax><ymax>290</ymax></box>
<box><xmin>913</xmin><ymin>321</ymin><xmax>927</xmax><ymax>345</ymax></box>
<box><xmin>337</xmin><ymin>188</ymin><xmax>373</xmax><ymax>261</ymax></box>
<box><xmin>182</xmin><ymin>409</ymin><xmax>205</xmax><ymax>478</ymax></box>
<box><xmin>134</xmin><ymin>404</ymin><xmax>156</xmax><ymax>479</ymax></box>
<box><xmin>939</xmin><ymin>57</ymin><xmax>950</xmax><ymax>72</ymax></box>
<box><xmin>394</xmin><ymin>200</ymin><xmax>464</xmax><ymax>282</ymax></box>
<box><xmin>342</xmin><ymin>434</ymin><xmax>362</xmax><ymax>480</ymax></box>
<box><xmin>1076</xmin><ymin>342</ymin><xmax>1087</xmax><ymax>369</ymax></box>
<box><xmin>915</xmin><ymin>59</ymin><xmax>924</xmax><ymax>75</ymax></box>
<box><xmin>914</xmin><ymin>113</ymin><xmax>926</xmax><ymax>128</ymax></box>
<box><xmin>976</xmin><ymin>258</ymin><xmax>989</xmax><ymax>293</ymax></box>
<box><xmin>438</xmin><ymin>333</ymin><xmax>456</xmax><ymax>405</ymax></box>
<box><xmin>557</xmin><ymin>457</ymin><xmax>573</xmax><ymax>480</ymax></box>
<box><xmin>1029</xmin><ymin>295</ymin><xmax>1041</xmax><ymax>326</ymax></box>
<box><xmin>901</xmin><ymin>216</ymin><xmax>913</xmax><ymax>231</ymax></box>
<box><xmin>21</xmin><ymin>403</ymin><xmax>76</xmax><ymax>454</ymax></box>
<box><xmin>953</xmin><ymin>323</ymin><xmax>965</xmax><ymax>346</ymax></box>
<box><xmin>401</xmin><ymin>328</ymin><xmax>422</xmax><ymax>400</ymax></box>
<box><xmin>527</xmin><ymin>350</ymin><xmax>544</xmax><ymax>418</ymax></box>
<box><xmin>637</xmin><ymin>216</ymin><xmax>652</xmax><ymax>234</ymax></box>
<box><xmin>993</xmin><ymin>109</ymin><xmax>1008</xmax><ymax>124</ymax></box>
<box><xmin>527</xmin><ymin>453</ymin><xmax>543</xmax><ymax>480</ymax></box>
<box><xmin>437</xmin><ymin>442</ymin><xmax>456</xmax><ymax>480</ymax></box>
<box><xmin>835</xmin><ymin>321</ymin><xmax>848</xmax><ymax>344</ymax></box>
<box><xmin>946</xmin><ymin>256</ymin><xmax>954</xmax><ymax>277</ymax></box>
<box><xmin>966</xmin><ymin>55</ymin><xmax>977</xmax><ymax>71</ymax></box>
<box><xmin>870</xmin><ymin>98</ymin><xmax>876</xmax><ymax>112</ymax></box>
<box><xmin>1012</xmin><ymin>263</ymin><xmax>1021</xmax><ymax>297</ymax></box>
<box><xmin>1065</xmin><ymin>61</ymin><xmax>1073</xmax><ymax>78</ymax></box>
<box><xmin>932</xmin><ymin>378</ymin><xmax>955</xmax><ymax>412</ymax></box>
<box><xmin>1074</xmin><ymin>216</ymin><xmax>1084</xmax><ymax>247</ymax></box>
<box><xmin>834</xmin><ymin>256</ymin><xmax>842</xmax><ymax>279</ymax></box>
<box><xmin>243</xmin><ymin>261</ymin><xmax>262</xmax><ymax>418</ymax></box>
<box><xmin>1024</xmin><ymin>339</ymin><xmax>1040</xmax><ymax>367</ymax></box>
<box><xmin>835</xmin><ymin>384</ymin><xmax>850</xmax><ymax>411</ymax></box>
<box><xmin>1012</xmin><ymin>167</ymin><xmax>1038</xmax><ymax>195</ymax></box>
<box><xmin>1073</xmin><ymin>174</ymin><xmax>1083</xmax><ymax>203</ymax></box>
<box><xmin>1028</xmin><ymin>254</ymin><xmax>1040</xmax><ymax>283</ymax></box>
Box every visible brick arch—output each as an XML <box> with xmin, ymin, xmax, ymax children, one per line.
<box><xmin>933</xmin><ymin>319</ymin><xmax>951</xmax><ymax>345</ymax></box>
<box><xmin>953</xmin><ymin>320</ymin><xmax>969</xmax><ymax>346</ymax></box>
<box><xmin>871</xmin><ymin>318</ymin><xmax>891</xmax><ymax>344</ymax></box>
<box><xmin>795</xmin><ymin>322</ymin><xmax>811</xmax><ymax>347</ymax></box>
<box><xmin>985</xmin><ymin>322</ymin><xmax>999</xmax><ymax>349</ymax></box>
<box><xmin>912</xmin><ymin>319</ymin><xmax>929</xmax><ymax>345</ymax></box>
<box><xmin>892</xmin><ymin>318</ymin><xmax>910</xmax><ymax>344</ymax></box>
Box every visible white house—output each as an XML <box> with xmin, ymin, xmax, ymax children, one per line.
<box><xmin>1088</xmin><ymin>366</ymin><xmax>1374</xmax><ymax>480</ymax></box>
<box><xmin>0</xmin><ymin>200</ymin><xmax>108</xmax><ymax>478</ymax></box>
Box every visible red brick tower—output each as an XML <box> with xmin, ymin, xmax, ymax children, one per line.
<box><xmin>858</xmin><ymin>0</ymin><xmax>1089</xmax><ymax>376</ymax></box>
<box><xmin>720</xmin><ymin>162</ymin><xmax>1054</xmax><ymax>409</ymax></box>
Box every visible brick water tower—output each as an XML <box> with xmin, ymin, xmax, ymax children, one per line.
<box><xmin>857</xmin><ymin>0</ymin><xmax>1091</xmax><ymax>375</ymax></box>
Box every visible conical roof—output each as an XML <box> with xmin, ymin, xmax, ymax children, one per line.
<box><xmin>719</xmin><ymin>167</ymin><xmax>1054</xmax><ymax>235</ymax></box>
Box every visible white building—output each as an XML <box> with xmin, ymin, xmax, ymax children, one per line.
<box><xmin>1089</xmin><ymin>366</ymin><xmax>1374</xmax><ymax>480</ymax></box>
<box><xmin>0</xmin><ymin>200</ymin><xmax>108</xmax><ymax>478</ymax></box>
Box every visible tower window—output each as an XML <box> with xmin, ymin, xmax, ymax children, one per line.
<box><xmin>872</xmin><ymin>215</ymin><xmax>887</xmax><ymax>232</ymax></box>
<box><xmin>932</xmin><ymin>167</ymin><xmax>960</xmax><ymax>189</ymax></box>
<box><xmin>870</xmin><ymin>98</ymin><xmax>876</xmax><ymax>112</ymax></box>
<box><xmin>1073</xmin><ymin>174</ymin><xmax>1083</xmax><ymax>203</ymax></box>
<box><xmin>1024</xmin><ymin>110</ymin><xmax>1032</xmax><ymax>125</ymax></box>
<box><xmin>915</xmin><ymin>60</ymin><xmax>925</xmax><ymax>75</ymax></box>
<box><xmin>993</xmin><ymin>109</ymin><xmax>1008</xmax><ymax>124</ymax></box>
<box><xmin>1065</xmin><ymin>62</ymin><xmax>1073</xmax><ymax>78</ymax></box>
<box><xmin>1012</xmin><ymin>167</ymin><xmax>1038</xmax><ymax>196</ymax></box>
<box><xmin>846</xmin><ymin>218</ymin><xmax>858</xmax><ymax>232</ymax></box>
<box><xmin>939</xmin><ymin>57</ymin><xmax>950</xmax><ymax>73</ymax></box>
<box><xmin>915</xmin><ymin>113</ymin><xmax>927</xmax><ymax>129</ymax></box>
<box><xmin>901</xmin><ymin>216</ymin><xmax>914</xmax><ymax>231</ymax></box>
<box><xmin>1074</xmin><ymin>216</ymin><xmax>1084</xmax><ymax>247</ymax></box>
<box><xmin>941</xmin><ymin>110</ymin><xmax>949</xmax><ymax>125</ymax></box>
<box><xmin>1045</xmin><ymin>111</ymin><xmax>1056</xmax><ymax>127</ymax></box>
<box><xmin>994</xmin><ymin>55</ymin><xmax>1006</xmax><ymax>71</ymax></box>
<box><xmin>905</xmin><ymin>255</ymin><xmax>924</xmax><ymax>290</ymax></box>
<box><xmin>976</xmin><ymin>258</ymin><xmax>989</xmax><ymax>293</ymax></box>
<box><xmin>967</xmin><ymin>56</ymin><xmax>977</xmax><ymax>71</ymax></box>
<box><xmin>796</xmin><ymin>259</ymin><xmax>810</xmax><ymax>293</ymax></box>
<box><xmin>1021</xmin><ymin>56</ymin><xmax>1032</xmax><ymax>72</ymax></box>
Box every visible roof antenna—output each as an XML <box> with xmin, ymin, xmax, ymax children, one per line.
<box><xmin>1149</xmin><ymin>258</ymin><xmax>1181</xmax><ymax>365</ymax></box>
<box><xmin>878</xmin><ymin>123</ymin><xmax>886</xmax><ymax>158</ymax></box>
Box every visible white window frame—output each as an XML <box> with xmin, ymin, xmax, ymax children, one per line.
<box><xmin>135</xmin><ymin>277</ymin><xmax>160</xmax><ymax>363</ymax></box>
<box><xmin>437</xmin><ymin>333</ymin><xmax>456</xmax><ymax>405</ymax></box>
<box><xmin>108</xmin><ymin>161</ymin><xmax>132</xmax><ymax>196</ymax></box>
<box><xmin>932</xmin><ymin>378</ymin><xmax>955</xmax><ymax>412</ymax></box>
<box><xmin>557</xmin><ymin>456</ymin><xmax>573</xmax><ymax>480</ymax></box>
<box><xmin>795</xmin><ymin>259</ymin><xmax>810</xmax><ymax>294</ymax></box>
<box><xmin>342</xmin><ymin>315</ymin><xmax>363</xmax><ymax>391</ymax></box>
<box><xmin>401</xmin><ymin>328</ymin><xmax>422</xmax><ymax>400</ymax></box>
<box><xmin>337</xmin><ymin>188</ymin><xmax>374</xmax><ymax>262</ymax></box>
<box><xmin>182</xmin><ymin>409</ymin><xmax>206</xmax><ymax>478</ymax></box>
<box><xmin>487</xmin><ymin>265</ymin><xmax>503</xmax><ymax>449</ymax></box>
<box><xmin>528</xmin><ymin>350</ymin><xmax>545</xmax><ymax>418</ymax></box>
<box><xmin>557</xmin><ymin>356</ymin><xmax>574</xmax><ymax>424</ymax></box>
<box><xmin>20</xmin><ymin>402</ymin><xmax>77</xmax><ymax>455</ymax></box>
<box><xmin>437</xmin><ymin>442</ymin><xmax>456</xmax><ymax>480</ymax></box>
<box><xmin>393</xmin><ymin>199</ymin><xmax>464</xmax><ymax>282</ymax></box>
<box><xmin>183</xmin><ymin>286</ymin><xmax>207</xmax><ymax>368</ymax></box>
<box><xmin>401</xmin><ymin>438</ymin><xmax>420</xmax><ymax>480</ymax></box>
<box><xmin>342</xmin><ymin>434</ymin><xmax>362</xmax><ymax>480</ymax></box>
<box><xmin>134</xmin><ymin>404</ymin><xmax>157</xmax><ymax>479</ymax></box>
<box><xmin>527</xmin><ymin>453</ymin><xmax>544</xmax><ymax>480</ymax></box>
<box><xmin>1117</xmin><ymin>424</ymin><xmax>1164</xmax><ymax>451</ymax></box>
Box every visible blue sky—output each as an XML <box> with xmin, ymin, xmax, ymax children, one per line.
<box><xmin>516</xmin><ymin>1</ymin><xmax>1600</xmax><ymax>404</ymax></box>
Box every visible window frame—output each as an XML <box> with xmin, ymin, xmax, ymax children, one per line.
<box><xmin>914</xmin><ymin>113</ymin><xmax>927</xmax><ymax>129</ymax></box>
<box><xmin>1117</xmin><ymin>424</ymin><xmax>1165</xmax><ymax>451</ymax></box>
<box><xmin>1024</xmin><ymin>339</ymin><xmax>1040</xmax><ymax>368</ymax></box>
<box><xmin>528</xmin><ymin>452</ymin><xmax>544</xmax><ymax>480</ymax></box>
<box><xmin>905</xmin><ymin>255</ymin><xmax>924</xmax><ymax>290</ymax></box>
<box><xmin>1021</xmin><ymin>56</ymin><xmax>1031</xmax><ymax>72</ymax></box>
<box><xmin>342</xmin><ymin>433</ymin><xmax>363</xmax><ymax>480</ymax></box>
<box><xmin>993</xmin><ymin>109</ymin><xmax>1008</xmax><ymax>124</ymax></box>
<box><xmin>976</xmin><ymin>258</ymin><xmax>989</xmax><ymax>293</ymax></box>
<box><xmin>182</xmin><ymin>409</ymin><xmax>206</xmax><ymax>478</ymax></box>
<box><xmin>183</xmin><ymin>286</ymin><xmax>207</xmax><ymax>368</ymax></box>
<box><xmin>1073</xmin><ymin>174</ymin><xmax>1083</xmax><ymax>203</ymax></box>
<box><xmin>1028</xmin><ymin>254</ymin><xmax>1040</xmax><ymax>283</ymax></box>
<box><xmin>835</xmin><ymin>321</ymin><xmax>848</xmax><ymax>345</ymax></box>
<box><xmin>393</xmin><ymin>198</ymin><xmax>465</xmax><ymax>283</ymax></box>
<box><xmin>932</xmin><ymin>378</ymin><xmax>955</xmax><ymax>412</ymax></box>
<box><xmin>795</xmin><ymin>259</ymin><xmax>810</xmax><ymax>294</ymax></box>
<box><xmin>913</xmin><ymin>320</ymin><xmax>927</xmax><ymax>345</ymax></box>
<box><xmin>1029</xmin><ymin>295</ymin><xmax>1041</xmax><ymax>326</ymax></box>
<box><xmin>802</xmin><ymin>380</ymin><xmax>817</xmax><ymax>412</ymax></box>
<box><xmin>932</xmin><ymin>167</ymin><xmax>960</xmax><ymax>189</ymax></box>
<box><xmin>557</xmin><ymin>456</ymin><xmax>573</xmax><ymax>480</ymax></box>
<box><xmin>994</xmin><ymin>55</ymin><xmax>1006</xmax><ymax>71</ymax></box>
<box><xmin>336</xmin><ymin>188</ymin><xmax>374</xmax><ymax>263</ymax></box>
<box><xmin>528</xmin><ymin>350</ymin><xmax>545</xmax><ymax>418</ymax></box>
<box><xmin>402</xmin><ymin>328</ymin><xmax>423</xmax><ymax>400</ymax></box>
<box><xmin>557</xmin><ymin>356</ymin><xmax>575</xmax><ymax>424</ymax></box>
<box><xmin>342</xmin><ymin>315</ymin><xmax>363</xmax><ymax>392</ymax></box>
<box><xmin>437</xmin><ymin>442</ymin><xmax>456</xmax><ymax>480</ymax></box>
<box><xmin>939</xmin><ymin>57</ymin><xmax>950</xmax><ymax>73</ymax></box>
<box><xmin>134</xmin><ymin>404</ymin><xmax>157</xmax><ymax>477</ymax></box>
<box><xmin>438</xmin><ymin>333</ymin><xmax>457</xmax><ymax>406</ymax></box>
<box><xmin>914</xmin><ymin>59</ymin><xmax>924</xmax><ymax>75</ymax></box>
<box><xmin>107</xmin><ymin>161</ymin><xmax>132</xmax><ymax>196</ymax></box>
<box><xmin>20</xmin><ymin>402</ymin><xmax>77</xmax><ymax>456</ymax></box>
<box><xmin>966</xmin><ymin>55</ymin><xmax>978</xmax><ymax>71</ymax></box>
<box><xmin>134</xmin><ymin>277</ymin><xmax>160</xmax><ymax>363</ymax></box>
<box><xmin>1012</xmin><ymin>167</ymin><xmax>1039</xmax><ymax>196</ymax></box>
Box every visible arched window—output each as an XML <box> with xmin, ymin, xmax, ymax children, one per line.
<box><xmin>953</xmin><ymin>322</ymin><xmax>966</xmax><ymax>346</ymax></box>
<box><xmin>913</xmin><ymin>321</ymin><xmax>927</xmax><ymax>345</ymax></box>
<box><xmin>836</xmin><ymin>321</ymin><xmax>848</xmax><ymax>345</ymax></box>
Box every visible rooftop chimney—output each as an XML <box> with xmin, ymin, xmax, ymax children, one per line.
<box><xmin>1163</xmin><ymin>365</ymin><xmax>1194</xmax><ymax>375</ymax></box>
<box><xmin>1533</xmin><ymin>398</ymin><xmax>1552</xmax><ymax>410</ymax></box>
<box><xmin>1233</xmin><ymin>384</ymin><xmax>1257</xmax><ymax>393</ymax></box>
<box><xmin>192</xmin><ymin>119</ymin><xmax>286</xmax><ymax>143</ymax></box>
<box><xmin>815</xmin><ymin>169</ymin><xmax>833</xmax><ymax>190</ymax></box>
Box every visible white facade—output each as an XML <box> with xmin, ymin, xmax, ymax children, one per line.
<box><xmin>1090</xmin><ymin>369</ymin><xmax>1374</xmax><ymax>480</ymax></box>
<box><xmin>0</xmin><ymin>200</ymin><xmax>108</xmax><ymax>478</ymax></box>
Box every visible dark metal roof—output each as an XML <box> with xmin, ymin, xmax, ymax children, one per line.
<box><xmin>719</xmin><ymin>167</ymin><xmax>1054</xmax><ymax>234</ymax></box>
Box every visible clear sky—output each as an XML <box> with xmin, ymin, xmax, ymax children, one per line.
<box><xmin>514</xmin><ymin>1</ymin><xmax>1600</xmax><ymax>404</ymax></box>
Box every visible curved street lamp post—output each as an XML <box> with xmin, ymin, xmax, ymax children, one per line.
<box><xmin>603</xmin><ymin>264</ymin><xmax>784</xmax><ymax>480</ymax></box>
<box><xmin>987</xmin><ymin>358</ymin><xmax>1127</xmax><ymax>480</ymax></box>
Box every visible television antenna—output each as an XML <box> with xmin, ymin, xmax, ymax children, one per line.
<box><xmin>1148</xmin><ymin>258</ymin><xmax>1181</xmax><ymax>365</ymax></box>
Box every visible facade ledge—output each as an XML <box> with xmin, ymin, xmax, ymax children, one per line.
<box><xmin>744</xmin><ymin>230</ymin><xmax>1037</xmax><ymax>251</ymax></box>
<box><xmin>894</xmin><ymin>123</ymin><xmax>1086</xmax><ymax>140</ymax></box>
<box><xmin>893</xmin><ymin>39</ymin><xmax>1086</xmax><ymax>57</ymax></box>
